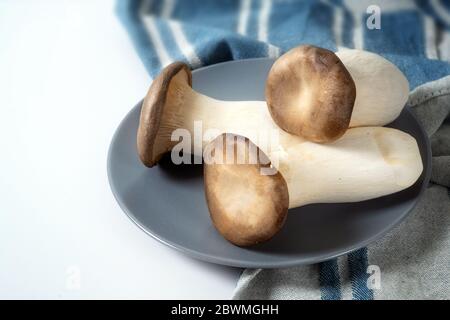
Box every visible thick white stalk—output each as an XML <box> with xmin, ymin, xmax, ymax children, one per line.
<box><xmin>336</xmin><ymin>49</ymin><xmax>410</xmax><ymax>127</ymax></box>
<box><xmin>276</xmin><ymin>127</ymin><xmax>423</xmax><ymax>208</ymax></box>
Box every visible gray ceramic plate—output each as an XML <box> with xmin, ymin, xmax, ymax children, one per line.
<box><xmin>107</xmin><ymin>58</ymin><xmax>431</xmax><ymax>268</ymax></box>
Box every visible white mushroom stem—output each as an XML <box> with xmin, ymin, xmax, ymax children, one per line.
<box><xmin>155</xmin><ymin>71</ymin><xmax>295</xmax><ymax>156</ymax></box>
<box><xmin>336</xmin><ymin>49</ymin><xmax>410</xmax><ymax>127</ymax></box>
<box><xmin>276</xmin><ymin>127</ymin><xmax>423</xmax><ymax>208</ymax></box>
<box><xmin>162</xmin><ymin>71</ymin><xmax>423</xmax><ymax>208</ymax></box>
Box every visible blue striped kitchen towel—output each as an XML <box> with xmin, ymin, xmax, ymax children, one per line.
<box><xmin>117</xmin><ymin>0</ymin><xmax>450</xmax><ymax>299</ymax></box>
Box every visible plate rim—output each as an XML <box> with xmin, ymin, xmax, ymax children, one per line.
<box><xmin>107</xmin><ymin>58</ymin><xmax>432</xmax><ymax>268</ymax></box>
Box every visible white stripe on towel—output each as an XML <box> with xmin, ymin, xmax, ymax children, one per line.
<box><xmin>161</xmin><ymin>0</ymin><xmax>176</xmax><ymax>19</ymax></box>
<box><xmin>334</xmin><ymin>7</ymin><xmax>344</xmax><ymax>49</ymax></box>
<box><xmin>424</xmin><ymin>16</ymin><xmax>438</xmax><ymax>60</ymax></box>
<box><xmin>341</xmin><ymin>3</ymin><xmax>362</xmax><ymax>49</ymax></box>
<box><xmin>438</xmin><ymin>31</ymin><xmax>450</xmax><ymax>61</ymax></box>
<box><xmin>431</xmin><ymin>0</ymin><xmax>450</xmax><ymax>61</ymax></box>
<box><xmin>258</xmin><ymin>0</ymin><xmax>280</xmax><ymax>58</ymax></box>
<box><xmin>352</xmin><ymin>18</ymin><xmax>364</xmax><ymax>50</ymax></box>
<box><xmin>142</xmin><ymin>16</ymin><xmax>173</xmax><ymax>67</ymax></box>
<box><xmin>342</xmin><ymin>0</ymin><xmax>364</xmax><ymax>49</ymax></box>
<box><xmin>267</xmin><ymin>45</ymin><xmax>280</xmax><ymax>59</ymax></box>
<box><xmin>237</xmin><ymin>0</ymin><xmax>251</xmax><ymax>35</ymax></box>
<box><xmin>430</xmin><ymin>0</ymin><xmax>450</xmax><ymax>25</ymax></box>
<box><xmin>258</xmin><ymin>0</ymin><xmax>271</xmax><ymax>42</ymax></box>
<box><xmin>168</xmin><ymin>20</ymin><xmax>203</xmax><ymax>68</ymax></box>
<box><xmin>319</xmin><ymin>0</ymin><xmax>345</xmax><ymax>50</ymax></box>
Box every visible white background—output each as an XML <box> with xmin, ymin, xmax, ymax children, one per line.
<box><xmin>0</xmin><ymin>0</ymin><xmax>241</xmax><ymax>299</ymax></box>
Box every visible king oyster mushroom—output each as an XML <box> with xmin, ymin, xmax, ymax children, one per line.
<box><xmin>137</xmin><ymin>47</ymin><xmax>409</xmax><ymax>166</ymax></box>
<box><xmin>204</xmin><ymin>128</ymin><xmax>423</xmax><ymax>246</ymax></box>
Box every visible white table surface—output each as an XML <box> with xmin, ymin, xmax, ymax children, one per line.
<box><xmin>0</xmin><ymin>0</ymin><xmax>241</xmax><ymax>299</ymax></box>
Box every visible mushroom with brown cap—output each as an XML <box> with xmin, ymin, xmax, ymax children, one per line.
<box><xmin>137</xmin><ymin>62</ymin><xmax>192</xmax><ymax>167</ymax></box>
<box><xmin>204</xmin><ymin>133</ymin><xmax>289</xmax><ymax>246</ymax></box>
<box><xmin>137</xmin><ymin>47</ymin><xmax>409</xmax><ymax>167</ymax></box>
<box><xmin>265</xmin><ymin>45</ymin><xmax>356</xmax><ymax>142</ymax></box>
<box><xmin>335</xmin><ymin>48</ymin><xmax>410</xmax><ymax>127</ymax></box>
<box><xmin>204</xmin><ymin>128</ymin><xmax>423</xmax><ymax>246</ymax></box>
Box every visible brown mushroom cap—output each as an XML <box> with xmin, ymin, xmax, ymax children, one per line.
<box><xmin>137</xmin><ymin>62</ymin><xmax>192</xmax><ymax>167</ymax></box>
<box><xmin>204</xmin><ymin>133</ymin><xmax>289</xmax><ymax>247</ymax></box>
<box><xmin>265</xmin><ymin>45</ymin><xmax>356</xmax><ymax>143</ymax></box>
